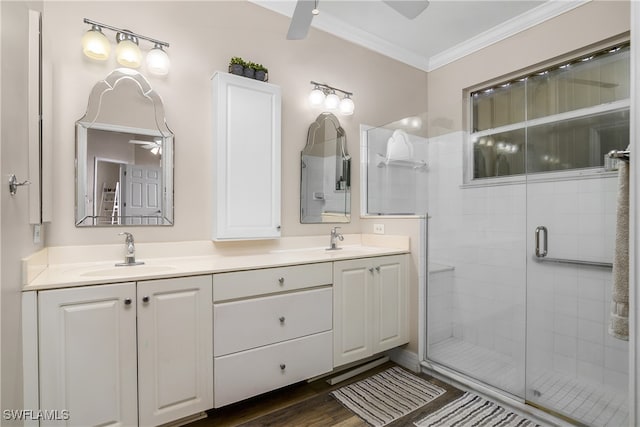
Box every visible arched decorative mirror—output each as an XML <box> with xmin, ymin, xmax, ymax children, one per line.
<box><xmin>75</xmin><ymin>69</ymin><xmax>174</xmax><ymax>226</ymax></box>
<box><xmin>300</xmin><ymin>113</ymin><xmax>351</xmax><ymax>223</ymax></box>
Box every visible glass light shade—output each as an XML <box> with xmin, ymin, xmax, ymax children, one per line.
<box><xmin>339</xmin><ymin>97</ymin><xmax>355</xmax><ymax>115</ymax></box>
<box><xmin>146</xmin><ymin>46</ymin><xmax>170</xmax><ymax>76</ymax></box>
<box><xmin>324</xmin><ymin>92</ymin><xmax>340</xmax><ymax>110</ymax></box>
<box><xmin>309</xmin><ymin>88</ymin><xmax>325</xmax><ymax>106</ymax></box>
<box><xmin>116</xmin><ymin>39</ymin><xmax>142</xmax><ymax>68</ymax></box>
<box><xmin>82</xmin><ymin>28</ymin><xmax>111</xmax><ymax>61</ymax></box>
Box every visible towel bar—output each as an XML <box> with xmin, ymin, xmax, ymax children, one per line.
<box><xmin>534</xmin><ymin>256</ymin><xmax>612</xmax><ymax>269</ymax></box>
<box><xmin>608</xmin><ymin>149</ymin><xmax>630</xmax><ymax>162</ymax></box>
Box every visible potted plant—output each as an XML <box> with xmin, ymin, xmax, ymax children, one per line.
<box><xmin>254</xmin><ymin>64</ymin><xmax>269</xmax><ymax>82</ymax></box>
<box><xmin>229</xmin><ymin>57</ymin><xmax>245</xmax><ymax>76</ymax></box>
<box><xmin>243</xmin><ymin>61</ymin><xmax>256</xmax><ymax>79</ymax></box>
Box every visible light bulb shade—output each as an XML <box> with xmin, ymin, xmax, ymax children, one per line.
<box><xmin>309</xmin><ymin>88</ymin><xmax>325</xmax><ymax>106</ymax></box>
<box><xmin>82</xmin><ymin>28</ymin><xmax>110</xmax><ymax>61</ymax></box>
<box><xmin>339</xmin><ymin>97</ymin><xmax>355</xmax><ymax>115</ymax></box>
<box><xmin>116</xmin><ymin>39</ymin><xmax>142</xmax><ymax>68</ymax></box>
<box><xmin>324</xmin><ymin>92</ymin><xmax>340</xmax><ymax>110</ymax></box>
<box><xmin>146</xmin><ymin>46</ymin><xmax>170</xmax><ymax>76</ymax></box>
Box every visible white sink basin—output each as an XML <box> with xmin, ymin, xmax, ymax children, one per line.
<box><xmin>79</xmin><ymin>265</ymin><xmax>177</xmax><ymax>278</ymax></box>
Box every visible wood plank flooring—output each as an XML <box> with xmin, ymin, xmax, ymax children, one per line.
<box><xmin>188</xmin><ymin>362</ymin><xmax>463</xmax><ymax>426</ymax></box>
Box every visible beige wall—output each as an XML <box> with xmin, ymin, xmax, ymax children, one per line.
<box><xmin>427</xmin><ymin>0</ymin><xmax>630</xmax><ymax>137</ymax></box>
<box><xmin>43</xmin><ymin>1</ymin><xmax>428</xmax><ymax>246</ymax></box>
<box><xmin>1</xmin><ymin>0</ymin><xmax>45</xmax><ymax>415</ymax></box>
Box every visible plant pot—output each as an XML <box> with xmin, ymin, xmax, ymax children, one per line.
<box><xmin>229</xmin><ymin>64</ymin><xmax>244</xmax><ymax>75</ymax></box>
<box><xmin>255</xmin><ymin>70</ymin><xmax>268</xmax><ymax>82</ymax></box>
<box><xmin>243</xmin><ymin>67</ymin><xmax>255</xmax><ymax>79</ymax></box>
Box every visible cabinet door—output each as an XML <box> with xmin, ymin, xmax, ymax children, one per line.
<box><xmin>137</xmin><ymin>276</ymin><xmax>213</xmax><ymax>426</ymax></box>
<box><xmin>212</xmin><ymin>72</ymin><xmax>281</xmax><ymax>240</ymax></box>
<box><xmin>39</xmin><ymin>283</ymin><xmax>137</xmax><ymax>427</ymax></box>
<box><xmin>333</xmin><ymin>258</ymin><xmax>374</xmax><ymax>367</ymax></box>
<box><xmin>372</xmin><ymin>254</ymin><xmax>409</xmax><ymax>353</ymax></box>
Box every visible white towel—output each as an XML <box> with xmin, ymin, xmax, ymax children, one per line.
<box><xmin>608</xmin><ymin>156</ymin><xmax>629</xmax><ymax>341</ymax></box>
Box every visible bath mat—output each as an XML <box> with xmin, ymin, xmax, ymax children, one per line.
<box><xmin>415</xmin><ymin>392</ymin><xmax>543</xmax><ymax>427</ymax></box>
<box><xmin>331</xmin><ymin>366</ymin><xmax>447</xmax><ymax>427</ymax></box>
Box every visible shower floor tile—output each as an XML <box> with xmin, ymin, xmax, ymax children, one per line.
<box><xmin>430</xmin><ymin>337</ymin><xmax>628</xmax><ymax>427</ymax></box>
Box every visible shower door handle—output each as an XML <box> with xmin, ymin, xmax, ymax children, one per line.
<box><xmin>535</xmin><ymin>226</ymin><xmax>548</xmax><ymax>258</ymax></box>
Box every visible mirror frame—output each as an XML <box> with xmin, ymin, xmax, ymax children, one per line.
<box><xmin>300</xmin><ymin>112</ymin><xmax>351</xmax><ymax>224</ymax></box>
<box><xmin>75</xmin><ymin>69</ymin><xmax>174</xmax><ymax>227</ymax></box>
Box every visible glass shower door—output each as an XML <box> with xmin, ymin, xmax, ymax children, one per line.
<box><xmin>524</xmin><ymin>43</ymin><xmax>630</xmax><ymax>425</ymax></box>
<box><xmin>525</xmin><ymin>171</ymin><xmax>629</xmax><ymax>426</ymax></box>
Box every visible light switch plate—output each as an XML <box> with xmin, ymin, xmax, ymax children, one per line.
<box><xmin>373</xmin><ymin>224</ymin><xmax>385</xmax><ymax>234</ymax></box>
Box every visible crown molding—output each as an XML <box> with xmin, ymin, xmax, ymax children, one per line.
<box><xmin>251</xmin><ymin>0</ymin><xmax>589</xmax><ymax>73</ymax></box>
<box><xmin>427</xmin><ymin>0</ymin><xmax>589</xmax><ymax>71</ymax></box>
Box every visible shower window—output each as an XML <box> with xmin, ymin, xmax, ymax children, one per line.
<box><xmin>468</xmin><ymin>42</ymin><xmax>630</xmax><ymax>182</ymax></box>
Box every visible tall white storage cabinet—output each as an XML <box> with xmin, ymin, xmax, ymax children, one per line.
<box><xmin>212</xmin><ymin>72</ymin><xmax>281</xmax><ymax>240</ymax></box>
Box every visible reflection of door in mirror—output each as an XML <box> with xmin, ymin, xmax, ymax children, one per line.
<box><xmin>85</xmin><ymin>127</ymin><xmax>163</xmax><ymax>226</ymax></box>
<box><xmin>301</xmin><ymin>113</ymin><xmax>350</xmax><ymax>224</ymax></box>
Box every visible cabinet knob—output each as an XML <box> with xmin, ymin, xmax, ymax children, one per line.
<box><xmin>142</xmin><ymin>296</ymin><xmax>150</xmax><ymax>304</ymax></box>
<box><xmin>278</xmin><ymin>277</ymin><xmax>285</xmax><ymax>285</ymax></box>
<box><xmin>375</xmin><ymin>266</ymin><xmax>381</xmax><ymax>273</ymax></box>
<box><xmin>368</xmin><ymin>268</ymin><xmax>374</xmax><ymax>274</ymax></box>
<box><xmin>124</xmin><ymin>298</ymin><xmax>132</xmax><ymax>306</ymax></box>
<box><xmin>280</xmin><ymin>363</ymin><xmax>286</xmax><ymax>370</ymax></box>
<box><xmin>279</xmin><ymin>316</ymin><xmax>285</xmax><ymax>323</ymax></box>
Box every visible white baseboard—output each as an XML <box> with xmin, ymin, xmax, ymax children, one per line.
<box><xmin>385</xmin><ymin>347</ymin><xmax>420</xmax><ymax>372</ymax></box>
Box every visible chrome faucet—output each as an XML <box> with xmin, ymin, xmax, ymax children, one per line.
<box><xmin>116</xmin><ymin>232</ymin><xmax>144</xmax><ymax>266</ymax></box>
<box><xmin>327</xmin><ymin>227</ymin><xmax>344</xmax><ymax>251</ymax></box>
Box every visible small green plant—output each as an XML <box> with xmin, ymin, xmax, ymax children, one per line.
<box><xmin>245</xmin><ymin>61</ymin><xmax>257</xmax><ymax>70</ymax></box>
<box><xmin>254</xmin><ymin>63</ymin><xmax>268</xmax><ymax>73</ymax></box>
<box><xmin>229</xmin><ymin>57</ymin><xmax>245</xmax><ymax>66</ymax></box>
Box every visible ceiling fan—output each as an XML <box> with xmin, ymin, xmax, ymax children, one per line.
<box><xmin>287</xmin><ymin>0</ymin><xmax>430</xmax><ymax>40</ymax></box>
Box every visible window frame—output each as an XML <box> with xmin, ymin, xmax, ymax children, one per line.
<box><xmin>464</xmin><ymin>40</ymin><xmax>630</xmax><ymax>186</ymax></box>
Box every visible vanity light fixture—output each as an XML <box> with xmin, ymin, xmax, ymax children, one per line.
<box><xmin>82</xmin><ymin>18</ymin><xmax>170</xmax><ymax>76</ymax></box>
<box><xmin>309</xmin><ymin>81</ymin><xmax>355</xmax><ymax>116</ymax></box>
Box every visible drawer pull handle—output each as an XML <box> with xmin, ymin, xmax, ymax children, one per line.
<box><xmin>279</xmin><ymin>316</ymin><xmax>285</xmax><ymax>323</ymax></box>
<box><xmin>278</xmin><ymin>277</ymin><xmax>285</xmax><ymax>285</ymax></box>
<box><xmin>280</xmin><ymin>363</ymin><xmax>286</xmax><ymax>370</ymax></box>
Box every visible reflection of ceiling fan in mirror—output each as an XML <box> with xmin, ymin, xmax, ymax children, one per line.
<box><xmin>287</xmin><ymin>0</ymin><xmax>430</xmax><ymax>40</ymax></box>
<box><xmin>129</xmin><ymin>139</ymin><xmax>162</xmax><ymax>155</ymax></box>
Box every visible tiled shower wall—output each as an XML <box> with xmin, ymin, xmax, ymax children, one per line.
<box><xmin>427</xmin><ymin>131</ymin><xmax>628</xmax><ymax>396</ymax></box>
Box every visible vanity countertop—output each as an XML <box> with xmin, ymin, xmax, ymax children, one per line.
<box><xmin>23</xmin><ymin>234</ymin><xmax>410</xmax><ymax>291</ymax></box>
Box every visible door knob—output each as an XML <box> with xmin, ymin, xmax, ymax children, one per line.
<box><xmin>280</xmin><ymin>363</ymin><xmax>286</xmax><ymax>370</ymax></box>
<box><xmin>279</xmin><ymin>316</ymin><xmax>285</xmax><ymax>323</ymax></box>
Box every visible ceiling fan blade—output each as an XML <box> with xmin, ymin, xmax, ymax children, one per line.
<box><xmin>287</xmin><ymin>0</ymin><xmax>317</xmax><ymax>40</ymax></box>
<box><xmin>382</xmin><ymin>0</ymin><xmax>429</xmax><ymax>19</ymax></box>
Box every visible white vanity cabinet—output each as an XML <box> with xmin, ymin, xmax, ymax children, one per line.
<box><xmin>37</xmin><ymin>276</ymin><xmax>213</xmax><ymax>426</ymax></box>
<box><xmin>136</xmin><ymin>276</ymin><xmax>213</xmax><ymax>426</ymax></box>
<box><xmin>212</xmin><ymin>263</ymin><xmax>333</xmax><ymax>407</ymax></box>
<box><xmin>211</xmin><ymin>71</ymin><xmax>281</xmax><ymax>240</ymax></box>
<box><xmin>38</xmin><ymin>282</ymin><xmax>138</xmax><ymax>427</ymax></box>
<box><xmin>333</xmin><ymin>254</ymin><xmax>409</xmax><ymax>367</ymax></box>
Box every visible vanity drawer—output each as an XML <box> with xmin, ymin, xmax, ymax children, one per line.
<box><xmin>214</xmin><ymin>331</ymin><xmax>332</xmax><ymax>408</ymax></box>
<box><xmin>214</xmin><ymin>287</ymin><xmax>332</xmax><ymax>356</ymax></box>
<box><xmin>213</xmin><ymin>262</ymin><xmax>332</xmax><ymax>301</ymax></box>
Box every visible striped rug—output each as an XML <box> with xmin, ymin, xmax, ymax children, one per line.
<box><xmin>331</xmin><ymin>367</ymin><xmax>447</xmax><ymax>427</ymax></box>
<box><xmin>415</xmin><ymin>392</ymin><xmax>543</xmax><ymax>427</ymax></box>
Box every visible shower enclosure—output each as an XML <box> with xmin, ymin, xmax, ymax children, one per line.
<box><xmin>351</xmin><ymin>42</ymin><xmax>632</xmax><ymax>425</ymax></box>
<box><xmin>424</xmin><ymin>42</ymin><xmax>630</xmax><ymax>426</ymax></box>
